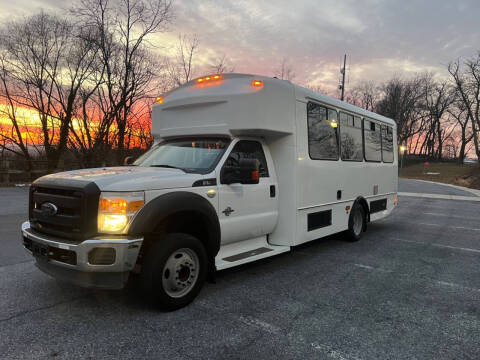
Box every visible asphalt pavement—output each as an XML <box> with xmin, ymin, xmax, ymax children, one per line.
<box><xmin>1</xmin><ymin>180</ymin><xmax>479</xmax><ymax>360</ymax></box>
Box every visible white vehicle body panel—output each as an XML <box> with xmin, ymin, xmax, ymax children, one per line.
<box><xmin>216</xmin><ymin>139</ymin><xmax>279</xmax><ymax>244</ymax></box>
<box><xmin>152</xmin><ymin>73</ymin><xmax>398</xmax><ymax>255</ymax></box>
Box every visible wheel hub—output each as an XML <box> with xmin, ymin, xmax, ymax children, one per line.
<box><xmin>162</xmin><ymin>248</ymin><xmax>199</xmax><ymax>298</ymax></box>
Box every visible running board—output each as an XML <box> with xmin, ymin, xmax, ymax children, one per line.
<box><xmin>215</xmin><ymin>236</ymin><xmax>290</xmax><ymax>270</ymax></box>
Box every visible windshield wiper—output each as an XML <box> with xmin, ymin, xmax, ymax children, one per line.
<box><xmin>150</xmin><ymin>164</ymin><xmax>185</xmax><ymax>171</ymax></box>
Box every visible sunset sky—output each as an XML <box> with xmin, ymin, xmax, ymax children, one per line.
<box><xmin>1</xmin><ymin>0</ymin><xmax>479</xmax><ymax>93</ymax></box>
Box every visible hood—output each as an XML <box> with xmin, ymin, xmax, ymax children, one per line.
<box><xmin>37</xmin><ymin>166</ymin><xmax>205</xmax><ymax>191</ymax></box>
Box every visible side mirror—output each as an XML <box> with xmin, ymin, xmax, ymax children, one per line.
<box><xmin>221</xmin><ymin>158</ymin><xmax>260</xmax><ymax>185</ymax></box>
<box><xmin>123</xmin><ymin>156</ymin><xmax>135</xmax><ymax>166</ymax></box>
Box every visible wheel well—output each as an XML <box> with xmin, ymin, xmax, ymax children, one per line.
<box><xmin>355</xmin><ymin>197</ymin><xmax>370</xmax><ymax>224</ymax></box>
<box><xmin>139</xmin><ymin>211</ymin><xmax>215</xmax><ymax>267</ymax></box>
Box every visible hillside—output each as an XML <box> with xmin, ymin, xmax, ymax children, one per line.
<box><xmin>400</xmin><ymin>162</ymin><xmax>480</xmax><ymax>190</ymax></box>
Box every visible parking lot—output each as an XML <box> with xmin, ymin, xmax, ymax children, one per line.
<box><xmin>1</xmin><ymin>179</ymin><xmax>479</xmax><ymax>359</ymax></box>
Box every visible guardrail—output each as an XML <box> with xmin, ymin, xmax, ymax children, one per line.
<box><xmin>0</xmin><ymin>159</ymin><xmax>80</xmax><ymax>184</ymax></box>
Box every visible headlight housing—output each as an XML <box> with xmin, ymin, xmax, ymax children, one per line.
<box><xmin>97</xmin><ymin>192</ymin><xmax>145</xmax><ymax>234</ymax></box>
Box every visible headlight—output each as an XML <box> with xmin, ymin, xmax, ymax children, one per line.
<box><xmin>98</xmin><ymin>192</ymin><xmax>145</xmax><ymax>234</ymax></box>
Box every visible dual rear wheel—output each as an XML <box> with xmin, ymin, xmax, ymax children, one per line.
<box><xmin>345</xmin><ymin>203</ymin><xmax>366</xmax><ymax>241</ymax></box>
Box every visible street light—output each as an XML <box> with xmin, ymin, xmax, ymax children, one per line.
<box><xmin>399</xmin><ymin>145</ymin><xmax>406</xmax><ymax>175</ymax></box>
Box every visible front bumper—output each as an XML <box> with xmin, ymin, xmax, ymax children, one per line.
<box><xmin>21</xmin><ymin>221</ymin><xmax>143</xmax><ymax>289</ymax></box>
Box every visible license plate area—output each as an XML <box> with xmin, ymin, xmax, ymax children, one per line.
<box><xmin>31</xmin><ymin>240</ymin><xmax>50</xmax><ymax>260</ymax></box>
<box><xmin>23</xmin><ymin>236</ymin><xmax>77</xmax><ymax>265</ymax></box>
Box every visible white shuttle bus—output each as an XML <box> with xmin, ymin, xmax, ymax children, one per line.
<box><xmin>22</xmin><ymin>74</ymin><xmax>398</xmax><ymax>310</ymax></box>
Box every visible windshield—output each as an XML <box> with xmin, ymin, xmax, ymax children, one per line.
<box><xmin>134</xmin><ymin>137</ymin><xmax>230</xmax><ymax>173</ymax></box>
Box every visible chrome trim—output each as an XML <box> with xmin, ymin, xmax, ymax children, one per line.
<box><xmin>21</xmin><ymin>221</ymin><xmax>143</xmax><ymax>273</ymax></box>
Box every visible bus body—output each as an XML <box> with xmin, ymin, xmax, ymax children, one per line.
<box><xmin>22</xmin><ymin>73</ymin><xmax>397</xmax><ymax>310</ymax></box>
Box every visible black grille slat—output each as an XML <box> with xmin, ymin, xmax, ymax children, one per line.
<box><xmin>34</xmin><ymin>187</ymin><xmax>83</xmax><ymax>198</ymax></box>
<box><xmin>29</xmin><ymin>181</ymin><xmax>100</xmax><ymax>242</ymax></box>
<box><xmin>32</xmin><ymin>209</ymin><xmax>81</xmax><ymax>227</ymax></box>
<box><xmin>33</xmin><ymin>193</ymin><xmax>81</xmax><ymax>211</ymax></box>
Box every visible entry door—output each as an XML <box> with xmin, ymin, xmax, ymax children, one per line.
<box><xmin>218</xmin><ymin>140</ymin><xmax>279</xmax><ymax>244</ymax></box>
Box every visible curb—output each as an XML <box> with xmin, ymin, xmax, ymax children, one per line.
<box><xmin>400</xmin><ymin>178</ymin><xmax>480</xmax><ymax>197</ymax></box>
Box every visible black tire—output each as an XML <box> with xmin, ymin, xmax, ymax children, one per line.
<box><xmin>141</xmin><ymin>233</ymin><xmax>207</xmax><ymax>311</ymax></box>
<box><xmin>345</xmin><ymin>203</ymin><xmax>366</xmax><ymax>242</ymax></box>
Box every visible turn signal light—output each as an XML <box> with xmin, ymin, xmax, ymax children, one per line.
<box><xmin>99</xmin><ymin>198</ymin><xmax>127</xmax><ymax>213</ymax></box>
<box><xmin>252</xmin><ymin>80</ymin><xmax>263</xmax><ymax>87</ymax></box>
<box><xmin>99</xmin><ymin>198</ymin><xmax>144</xmax><ymax>214</ymax></box>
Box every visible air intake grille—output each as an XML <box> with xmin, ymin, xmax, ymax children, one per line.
<box><xmin>29</xmin><ymin>182</ymin><xmax>100</xmax><ymax>241</ymax></box>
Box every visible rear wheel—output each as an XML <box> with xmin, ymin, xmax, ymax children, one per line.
<box><xmin>141</xmin><ymin>233</ymin><xmax>207</xmax><ymax>311</ymax></box>
<box><xmin>345</xmin><ymin>203</ymin><xmax>366</xmax><ymax>242</ymax></box>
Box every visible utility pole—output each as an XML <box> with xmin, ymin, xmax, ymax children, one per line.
<box><xmin>339</xmin><ymin>54</ymin><xmax>346</xmax><ymax>101</ymax></box>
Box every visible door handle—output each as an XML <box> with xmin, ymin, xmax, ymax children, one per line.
<box><xmin>270</xmin><ymin>185</ymin><xmax>276</xmax><ymax>198</ymax></box>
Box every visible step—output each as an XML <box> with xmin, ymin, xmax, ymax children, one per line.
<box><xmin>215</xmin><ymin>236</ymin><xmax>290</xmax><ymax>270</ymax></box>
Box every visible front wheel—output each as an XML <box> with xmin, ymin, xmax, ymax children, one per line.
<box><xmin>141</xmin><ymin>233</ymin><xmax>207</xmax><ymax>311</ymax></box>
<box><xmin>345</xmin><ymin>203</ymin><xmax>366</xmax><ymax>242</ymax></box>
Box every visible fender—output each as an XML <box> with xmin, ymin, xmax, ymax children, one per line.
<box><xmin>128</xmin><ymin>191</ymin><xmax>221</xmax><ymax>257</ymax></box>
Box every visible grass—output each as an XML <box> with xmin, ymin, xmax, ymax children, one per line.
<box><xmin>400</xmin><ymin>162</ymin><xmax>480</xmax><ymax>190</ymax></box>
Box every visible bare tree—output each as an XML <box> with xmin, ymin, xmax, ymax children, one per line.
<box><xmin>448</xmin><ymin>53</ymin><xmax>480</xmax><ymax>163</ymax></box>
<box><xmin>274</xmin><ymin>58</ymin><xmax>295</xmax><ymax>81</ymax></box>
<box><xmin>0</xmin><ymin>12</ymin><xmax>101</xmax><ymax>171</ymax></box>
<box><xmin>448</xmin><ymin>97</ymin><xmax>474</xmax><ymax>163</ymax></box>
<box><xmin>166</xmin><ymin>34</ymin><xmax>199</xmax><ymax>87</ymax></box>
<box><xmin>305</xmin><ymin>84</ymin><xmax>333</xmax><ymax>97</ymax></box>
<box><xmin>419</xmin><ymin>74</ymin><xmax>455</xmax><ymax>159</ymax></box>
<box><xmin>345</xmin><ymin>80</ymin><xmax>379</xmax><ymax>112</ymax></box>
<box><xmin>376</xmin><ymin>76</ymin><xmax>425</xmax><ymax>147</ymax></box>
<box><xmin>73</xmin><ymin>0</ymin><xmax>173</xmax><ymax>164</ymax></box>
<box><xmin>210</xmin><ymin>54</ymin><xmax>234</xmax><ymax>74</ymax></box>
<box><xmin>0</xmin><ymin>52</ymin><xmax>33</xmax><ymax>170</ymax></box>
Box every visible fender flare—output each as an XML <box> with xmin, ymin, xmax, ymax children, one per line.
<box><xmin>128</xmin><ymin>191</ymin><xmax>221</xmax><ymax>257</ymax></box>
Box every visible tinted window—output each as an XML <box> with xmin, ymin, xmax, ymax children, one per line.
<box><xmin>307</xmin><ymin>102</ymin><xmax>339</xmax><ymax>160</ymax></box>
<box><xmin>340</xmin><ymin>112</ymin><xmax>363</xmax><ymax>161</ymax></box>
<box><xmin>225</xmin><ymin>140</ymin><xmax>269</xmax><ymax>177</ymax></box>
<box><xmin>364</xmin><ymin>119</ymin><xmax>382</xmax><ymax>161</ymax></box>
<box><xmin>382</xmin><ymin>125</ymin><xmax>394</xmax><ymax>163</ymax></box>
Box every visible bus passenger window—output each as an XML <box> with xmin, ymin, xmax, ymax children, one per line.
<box><xmin>364</xmin><ymin>119</ymin><xmax>382</xmax><ymax>162</ymax></box>
<box><xmin>382</xmin><ymin>125</ymin><xmax>394</xmax><ymax>163</ymax></box>
<box><xmin>340</xmin><ymin>112</ymin><xmax>363</xmax><ymax>161</ymax></box>
<box><xmin>307</xmin><ymin>102</ymin><xmax>339</xmax><ymax>160</ymax></box>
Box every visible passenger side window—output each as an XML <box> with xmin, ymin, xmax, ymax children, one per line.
<box><xmin>340</xmin><ymin>112</ymin><xmax>363</xmax><ymax>161</ymax></box>
<box><xmin>363</xmin><ymin>119</ymin><xmax>382</xmax><ymax>162</ymax></box>
<box><xmin>225</xmin><ymin>140</ymin><xmax>269</xmax><ymax>177</ymax></box>
<box><xmin>307</xmin><ymin>102</ymin><xmax>339</xmax><ymax>160</ymax></box>
<box><xmin>381</xmin><ymin>125</ymin><xmax>394</xmax><ymax>163</ymax></box>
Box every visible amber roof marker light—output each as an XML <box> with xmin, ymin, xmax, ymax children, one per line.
<box><xmin>156</xmin><ymin>96</ymin><xmax>164</xmax><ymax>104</ymax></box>
<box><xmin>196</xmin><ymin>74</ymin><xmax>223</xmax><ymax>84</ymax></box>
<box><xmin>252</xmin><ymin>79</ymin><xmax>264</xmax><ymax>88</ymax></box>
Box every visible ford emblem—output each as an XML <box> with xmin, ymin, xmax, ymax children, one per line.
<box><xmin>41</xmin><ymin>202</ymin><xmax>58</xmax><ymax>216</ymax></box>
